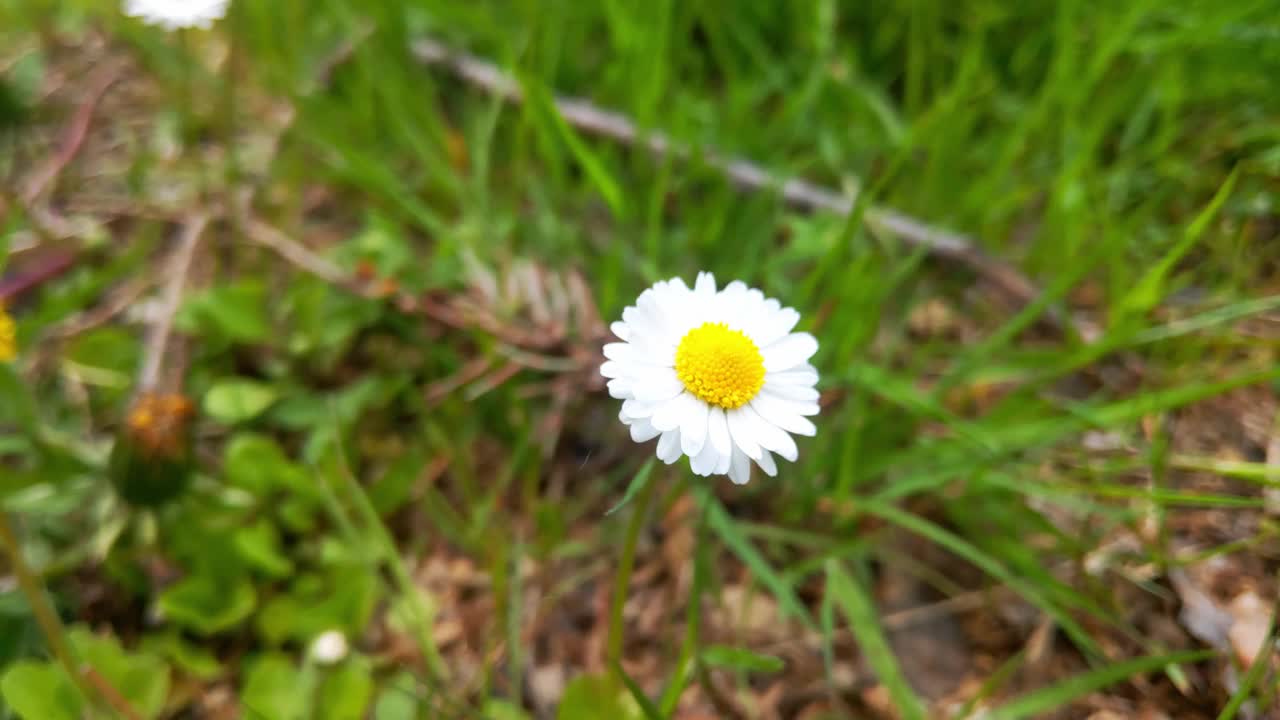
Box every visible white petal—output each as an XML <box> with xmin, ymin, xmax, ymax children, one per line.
<box><xmin>632</xmin><ymin>372</ymin><xmax>685</xmax><ymax>405</ymax></box>
<box><xmin>726</xmin><ymin>407</ymin><xmax>762</xmax><ymax>460</ymax></box>
<box><xmin>690</xmin><ymin>438</ymin><xmax>720</xmax><ymax>476</ymax></box>
<box><xmin>621</xmin><ymin>399</ymin><xmax>657</xmax><ymax>421</ymax></box>
<box><xmin>680</xmin><ymin>398</ymin><xmax>710</xmax><ymax>458</ymax></box>
<box><xmin>695</xmin><ymin>272</ymin><xmax>717</xmax><ymax>298</ymax></box>
<box><xmin>714</xmin><ymin>448</ymin><xmax>732</xmax><ymax>475</ymax></box>
<box><xmin>656</xmin><ymin>429</ymin><xmax>682</xmax><ymax>464</ymax></box>
<box><xmin>642</xmin><ymin>280</ymin><xmax>699</xmax><ymax>346</ymax></box>
<box><xmin>607</xmin><ymin>378</ymin><xmax>633</xmax><ymax>400</ymax></box>
<box><xmin>735</xmin><ymin>297</ymin><xmax>776</xmax><ymax>344</ymax></box>
<box><xmin>624</xmin><ymin>298</ymin><xmax>673</xmax><ymax>344</ymax></box>
<box><xmin>763</xmin><ymin>333</ymin><xmax>819</xmax><ymax>371</ymax></box>
<box><xmin>611</xmin><ymin>321</ymin><xmax>630</xmax><ymax>340</ymax></box>
<box><xmin>707</xmin><ymin>407</ymin><xmax>731</xmax><ymax>458</ymax></box>
<box><xmin>630</xmin><ymin>418</ymin><xmax>661</xmax><ymax>443</ymax></box>
<box><xmin>611</xmin><ymin>362</ymin><xmax>671</xmax><ymax>386</ymax></box>
<box><xmin>714</xmin><ymin>281</ymin><xmax>749</xmax><ymax>320</ymax></box>
<box><xmin>777</xmin><ymin>413</ymin><xmax>816</xmax><ymax>436</ymax></box>
<box><xmin>749</xmin><ymin>395</ymin><xmax>818</xmax><ymax>435</ymax></box>
<box><xmin>752</xmin><ymin>388</ymin><xmax>811</xmax><ymax>415</ymax></box>
<box><xmin>650</xmin><ymin>392</ymin><xmax>692</xmax><ymax>432</ymax></box>
<box><xmin>604</xmin><ymin>343</ymin><xmax>673</xmax><ymax>367</ymax></box>
<box><xmin>602</xmin><ymin>343</ymin><xmax>630</xmax><ymax>361</ymax></box>
<box><xmin>728</xmin><ymin>448</ymin><xmax>751</xmax><ymax>485</ymax></box>
<box><xmin>740</xmin><ymin>404</ymin><xmax>798</xmax><ymax>462</ymax></box>
<box><xmin>764</xmin><ymin>366</ymin><xmax>819</xmax><ymax>387</ymax></box>
<box><xmin>761</xmin><ymin>384</ymin><xmax>820</xmax><ymax>404</ymax></box>
<box><xmin>600</xmin><ymin>360</ymin><xmax>626</xmax><ymax>379</ymax></box>
<box><xmin>621</xmin><ymin>305</ymin><xmax>647</xmax><ymax>331</ymax></box>
<box><xmin>753</xmin><ymin>307</ymin><xmax>800</xmax><ymax>347</ymax></box>
<box><xmin>754</xmin><ymin>449</ymin><xmax>778</xmax><ymax>477</ymax></box>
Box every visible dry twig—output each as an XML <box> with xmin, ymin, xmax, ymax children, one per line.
<box><xmin>137</xmin><ymin>214</ymin><xmax>208</xmax><ymax>394</ymax></box>
<box><xmin>411</xmin><ymin>37</ymin><xmax>1046</xmax><ymax>311</ymax></box>
<box><xmin>22</xmin><ymin>64</ymin><xmax>120</xmax><ymax>203</ymax></box>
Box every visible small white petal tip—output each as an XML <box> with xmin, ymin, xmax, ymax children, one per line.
<box><xmin>123</xmin><ymin>0</ymin><xmax>229</xmax><ymax>29</ymax></box>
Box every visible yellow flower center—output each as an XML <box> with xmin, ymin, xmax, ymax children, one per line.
<box><xmin>127</xmin><ymin>392</ymin><xmax>195</xmax><ymax>457</ymax></box>
<box><xmin>674</xmin><ymin>322</ymin><xmax>765</xmax><ymax>409</ymax></box>
<box><xmin>0</xmin><ymin>308</ymin><xmax>15</xmax><ymax>362</ymax></box>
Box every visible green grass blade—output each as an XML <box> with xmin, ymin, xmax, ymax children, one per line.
<box><xmin>700</xmin><ymin>487</ymin><xmax>813</xmax><ymax>629</ymax></box>
<box><xmin>825</xmin><ymin>561</ymin><xmax>929</xmax><ymax>720</ymax></box>
<box><xmin>610</xmin><ymin>658</ymin><xmax>663</xmax><ymax>720</ymax></box>
<box><xmin>525</xmin><ymin>83</ymin><xmax>627</xmax><ymax>218</ymax></box>
<box><xmin>1117</xmin><ymin>167</ymin><xmax>1239</xmax><ymax>320</ymax></box>
<box><xmin>607</xmin><ymin>473</ymin><xmax>660</xmax><ymax>664</ymax></box>
<box><xmin>1217</xmin><ymin>610</ymin><xmax>1277</xmax><ymax>720</ymax></box>
<box><xmin>985</xmin><ymin>650</ymin><xmax>1211</xmax><ymax>720</ymax></box>
<box><xmin>607</xmin><ymin>458</ymin><xmax>657</xmax><ymax>516</ymax></box>
<box><xmin>858</xmin><ymin>498</ymin><xmax>1101</xmax><ymax>657</ymax></box>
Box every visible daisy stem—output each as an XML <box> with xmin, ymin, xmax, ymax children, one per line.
<box><xmin>0</xmin><ymin>513</ymin><xmax>77</xmax><ymax>681</ymax></box>
<box><xmin>178</xmin><ymin>29</ymin><xmax>207</xmax><ymax>202</ymax></box>
<box><xmin>179</xmin><ymin>28</ymin><xmax>192</xmax><ymax>145</ymax></box>
<box><xmin>606</xmin><ymin>466</ymin><xmax>660</xmax><ymax>667</ymax></box>
<box><xmin>0</xmin><ymin>512</ymin><xmax>138</xmax><ymax>718</ymax></box>
<box><xmin>222</xmin><ymin>0</ymin><xmax>240</xmax><ymax>202</ymax></box>
<box><xmin>659</xmin><ymin>479</ymin><xmax>708</xmax><ymax>713</ymax></box>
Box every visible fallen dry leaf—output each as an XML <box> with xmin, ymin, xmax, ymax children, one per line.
<box><xmin>1226</xmin><ymin>590</ymin><xmax>1273</xmax><ymax>667</ymax></box>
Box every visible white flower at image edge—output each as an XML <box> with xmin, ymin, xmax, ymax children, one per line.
<box><xmin>123</xmin><ymin>0</ymin><xmax>229</xmax><ymax>29</ymax></box>
<box><xmin>602</xmin><ymin>273</ymin><xmax>820</xmax><ymax>484</ymax></box>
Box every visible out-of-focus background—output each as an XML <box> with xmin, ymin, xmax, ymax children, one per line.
<box><xmin>2</xmin><ymin>1</ymin><xmax>1280</xmax><ymax>718</ymax></box>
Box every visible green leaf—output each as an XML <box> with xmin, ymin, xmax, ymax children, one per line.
<box><xmin>159</xmin><ymin>573</ymin><xmax>257</xmax><ymax>635</ymax></box>
<box><xmin>985</xmin><ymin>650</ymin><xmax>1211</xmax><ymax>720</ymax></box>
<box><xmin>606</xmin><ymin>458</ymin><xmax>656</xmax><ymax>515</ymax></box>
<box><xmin>0</xmin><ymin>363</ymin><xmax>38</xmax><ymax>427</ymax></box>
<box><xmin>139</xmin><ymin>633</ymin><xmax>224</xmax><ymax>679</ymax></box>
<box><xmin>371</xmin><ymin>671</ymin><xmax>420</xmax><ymax>720</ymax></box>
<box><xmin>65</xmin><ymin>327</ymin><xmax>139</xmax><ymax>383</ymax></box>
<box><xmin>557</xmin><ymin>673</ymin><xmax>643</xmax><ymax>720</ymax></box>
<box><xmin>179</xmin><ymin>280</ymin><xmax>272</xmax><ymax>343</ymax></box>
<box><xmin>255</xmin><ymin>566</ymin><xmax>378</xmax><ymax>645</ymax></box>
<box><xmin>233</xmin><ymin>519</ymin><xmax>295</xmax><ymax>577</ymax></box>
<box><xmin>0</xmin><ymin>591</ymin><xmax>42</xmax><ymax>668</ymax></box>
<box><xmin>699</xmin><ymin>644</ymin><xmax>786</xmax><ymax>674</ymax></box>
<box><xmin>483</xmin><ymin>699</ymin><xmax>534</xmax><ymax>720</ymax></box>
<box><xmin>204</xmin><ymin>379</ymin><xmax>279</xmax><ymax>424</ymax></box>
<box><xmin>368</xmin><ymin>446</ymin><xmax>428</xmax><ymax>514</ymax></box>
<box><xmin>0</xmin><ymin>661</ymin><xmax>83</xmax><ymax>720</ymax></box>
<box><xmin>224</xmin><ymin>432</ymin><xmax>311</xmax><ymax>496</ymax></box>
<box><xmin>317</xmin><ymin>657</ymin><xmax>374</xmax><ymax>720</ymax></box>
<box><xmin>242</xmin><ymin>654</ymin><xmax>312</xmax><ymax>720</ymax></box>
<box><xmin>824</xmin><ymin>562</ymin><xmax>928</xmax><ymax>720</ymax></box>
<box><xmin>68</xmin><ymin>627</ymin><xmax>170</xmax><ymax>719</ymax></box>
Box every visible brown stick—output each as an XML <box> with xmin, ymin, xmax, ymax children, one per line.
<box><xmin>411</xmin><ymin>37</ymin><xmax>1044</xmax><ymax>309</ymax></box>
<box><xmin>137</xmin><ymin>214</ymin><xmax>209</xmax><ymax>394</ymax></box>
<box><xmin>242</xmin><ymin>218</ymin><xmax>357</xmax><ymax>293</ymax></box>
<box><xmin>81</xmin><ymin>666</ymin><xmax>145</xmax><ymax>720</ymax></box>
<box><xmin>22</xmin><ymin>64</ymin><xmax>120</xmax><ymax>203</ymax></box>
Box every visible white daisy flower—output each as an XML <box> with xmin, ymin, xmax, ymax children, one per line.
<box><xmin>123</xmin><ymin>0</ymin><xmax>229</xmax><ymax>30</ymax></box>
<box><xmin>602</xmin><ymin>272</ymin><xmax>820</xmax><ymax>484</ymax></box>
